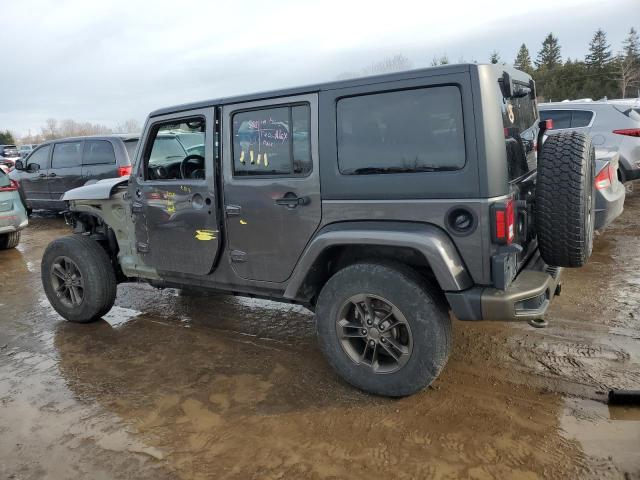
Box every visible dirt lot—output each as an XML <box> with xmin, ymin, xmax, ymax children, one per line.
<box><xmin>1</xmin><ymin>189</ymin><xmax>639</xmax><ymax>480</ymax></box>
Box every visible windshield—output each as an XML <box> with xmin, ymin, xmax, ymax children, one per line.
<box><xmin>498</xmin><ymin>80</ymin><xmax>539</xmax><ymax>181</ymax></box>
<box><xmin>148</xmin><ymin>136</ymin><xmax>188</xmax><ymax>166</ymax></box>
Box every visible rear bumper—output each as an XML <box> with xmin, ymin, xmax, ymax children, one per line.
<box><xmin>595</xmin><ymin>180</ymin><xmax>625</xmax><ymax>231</ymax></box>
<box><xmin>446</xmin><ymin>250</ymin><xmax>562</xmax><ymax>321</ymax></box>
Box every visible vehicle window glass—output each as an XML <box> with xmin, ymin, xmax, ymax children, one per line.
<box><xmin>0</xmin><ymin>170</ymin><xmax>9</xmax><ymax>188</ymax></box>
<box><xmin>337</xmin><ymin>87</ymin><xmax>465</xmax><ymax>175</ymax></box>
<box><xmin>232</xmin><ymin>104</ymin><xmax>311</xmax><ymax>177</ymax></box>
<box><xmin>571</xmin><ymin>110</ymin><xmax>593</xmax><ymax>128</ymax></box>
<box><xmin>123</xmin><ymin>139</ymin><xmax>139</xmax><ymax>161</ymax></box>
<box><xmin>27</xmin><ymin>145</ymin><xmax>51</xmax><ymax>169</ymax></box>
<box><xmin>540</xmin><ymin>110</ymin><xmax>571</xmax><ymax>129</ymax></box>
<box><xmin>52</xmin><ymin>142</ymin><xmax>82</xmax><ymax>168</ymax></box>
<box><xmin>82</xmin><ymin>140</ymin><xmax>116</xmax><ymax>165</ymax></box>
<box><xmin>144</xmin><ymin>118</ymin><xmax>206</xmax><ymax>181</ymax></box>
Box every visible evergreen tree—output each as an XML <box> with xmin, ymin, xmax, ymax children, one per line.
<box><xmin>585</xmin><ymin>28</ymin><xmax>612</xmax><ymax>68</ymax></box>
<box><xmin>622</xmin><ymin>27</ymin><xmax>640</xmax><ymax>64</ymax></box>
<box><xmin>535</xmin><ymin>33</ymin><xmax>562</xmax><ymax>69</ymax></box>
<box><xmin>0</xmin><ymin>130</ymin><xmax>15</xmax><ymax>144</ymax></box>
<box><xmin>514</xmin><ymin>44</ymin><xmax>534</xmax><ymax>74</ymax></box>
<box><xmin>489</xmin><ymin>51</ymin><xmax>501</xmax><ymax>64</ymax></box>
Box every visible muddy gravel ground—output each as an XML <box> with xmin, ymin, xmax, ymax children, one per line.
<box><xmin>1</xmin><ymin>190</ymin><xmax>639</xmax><ymax>480</ymax></box>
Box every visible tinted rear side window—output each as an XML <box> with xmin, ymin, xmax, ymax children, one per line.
<box><xmin>540</xmin><ymin>110</ymin><xmax>572</xmax><ymax>129</ymax></box>
<box><xmin>52</xmin><ymin>142</ymin><xmax>82</xmax><ymax>168</ymax></box>
<box><xmin>83</xmin><ymin>140</ymin><xmax>116</xmax><ymax>165</ymax></box>
<box><xmin>123</xmin><ymin>139</ymin><xmax>139</xmax><ymax>162</ymax></box>
<box><xmin>337</xmin><ymin>86</ymin><xmax>466</xmax><ymax>174</ymax></box>
<box><xmin>571</xmin><ymin>110</ymin><xmax>594</xmax><ymax>127</ymax></box>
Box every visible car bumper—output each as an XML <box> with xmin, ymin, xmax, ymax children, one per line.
<box><xmin>446</xmin><ymin>249</ymin><xmax>562</xmax><ymax>321</ymax></box>
<box><xmin>595</xmin><ymin>180</ymin><xmax>625</xmax><ymax>231</ymax></box>
<box><xmin>0</xmin><ymin>195</ymin><xmax>29</xmax><ymax>233</ymax></box>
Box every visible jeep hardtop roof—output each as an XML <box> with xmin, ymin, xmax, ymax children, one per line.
<box><xmin>150</xmin><ymin>63</ymin><xmax>530</xmax><ymax>118</ymax></box>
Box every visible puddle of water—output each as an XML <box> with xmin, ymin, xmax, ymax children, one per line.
<box><xmin>561</xmin><ymin>397</ymin><xmax>640</xmax><ymax>475</ymax></box>
<box><xmin>102</xmin><ymin>306</ymin><xmax>142</xmax><ymax>328</ymax></box>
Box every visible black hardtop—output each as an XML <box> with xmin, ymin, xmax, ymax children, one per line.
<box><xmin>149</xmin><ymin>63</ymin><xmax>482</xmax><ymax>118</ymax></box>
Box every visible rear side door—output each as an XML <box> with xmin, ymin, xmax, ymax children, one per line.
<box><xmin>129</xmin><ymin>108</ymin><xmax>221</xmax><ymax>276</ymax></box>
<box><xmin>81</xmin><ymin>139</ymin><xmax>119</xmax><ymax>181</ymax></box>
<box><xmin>222</xmin><ymin>94</ymin><xmax>321</xmax><ymax>283</ymax></box>
<box><xmin>48</xmin><ymin>141</ymin><xmax>85</xmax><ymax>201</ymax></box>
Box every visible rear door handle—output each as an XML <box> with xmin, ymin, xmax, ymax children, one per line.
<box><xmin>38</xmin><ymin>173</ymin><xmax>46</xmax><ymax>178</ymax></box>
<box><xmin>274</xmin><ymin>193</ymin><xmax>310</xmax><ymax>208</ymax></box>
<box><xmin>49</xmin><ymin>172</ymin><xmax>56</xmax><ymax>177</ymax></box>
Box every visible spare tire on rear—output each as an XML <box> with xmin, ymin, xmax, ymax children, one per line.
<box><xmin>535</xmin><ymin>131</ymin><xmax>595</xmax><ymax>267</ymax></box>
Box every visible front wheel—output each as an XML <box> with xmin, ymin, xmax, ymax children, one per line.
<box><xmin>315</xmin><ymin>262</ymin><xmax>451</xmax><ymax>397</ymax></box>
<box><xmin>0</xmin><ymin>231</ymin><xmax>20</xmax><ymax>249</ymax></box>
<box><xmin>41</xmin><ymin>235</ymin><xmax>117</xmax><ymax>323</ymax></box>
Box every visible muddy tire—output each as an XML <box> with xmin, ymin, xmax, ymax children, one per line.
<box><xmin>315</xmin><ymin>262</ymin><xmax>451</xmax><ymax>397</ymax></box>
<box><xmin>535</xmin><ymin>131</ymin><xmax>595</xmax><ymax>267</ymax></box>
<box><xmin>41</xmin><ymin>235</ymin><xmax>117</xmax><ymax>323</ymax></box>
<box><xmin>0</xmin><ymin>231</ymin><xmax>20</xmax><ymax>249</ymax></box>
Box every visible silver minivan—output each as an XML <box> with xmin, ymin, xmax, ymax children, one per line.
<box><xmin>539</xmin><ymin>100</ymin><xmax>640</xmax><ymax>182</ymax></box>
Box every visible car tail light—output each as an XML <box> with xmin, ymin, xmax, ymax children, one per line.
<box><xmin>594</xmin><ymin>163</ymin><xmax>617</xmax><ymax>190</ymax></box>
<box><xmin>543</xmin><ymin>119</ymin><xmax>553</xmax><ymax>130</ymax></box>
<box><xmin>612</xmin><ymin>128</ymin><xmax>640</xmax><ymax>137</ymax></box>
<box><xmin>118</xmin><ymin>165</ymin><xmax>132</xmax><ymax>177</ymax></box>
<box><xmin>0</xmin><ymin>179</ymin><xmax>19</xmax><ymax>192</ymax></box>
<box><xmin>492</xmin><ymin>199</ymin><xmax>515</xmax><ymax>245</ymax></box>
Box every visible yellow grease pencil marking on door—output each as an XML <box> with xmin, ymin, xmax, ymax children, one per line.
<box><xmin>195</xmin><ymin>230</ymin><xmax>217</xmax><ymax>241</ymax></box>
<box><xmin>239</xmin><ymin>219</ymin><xmax>248</xmax><ymax>225</ymax></box>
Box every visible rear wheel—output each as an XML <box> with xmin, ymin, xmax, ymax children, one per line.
<box><xmin>315</xmin><ymin>262</ymin><xmax>451</xmax><ymax>397</ymax></box>
<box><xmin>0</xmin><ymin>231</ymin><xmax>20</xmax><ymax>249</ymax></box>
<box><xmin>535</xmin><ymin>131</ymin><xmax>595</xmax><ymax>267</ymax></box>
<box><xmin>41</xmin><ymin>235</ymin><xmax>117</xmax><ymax>323</ymax></box>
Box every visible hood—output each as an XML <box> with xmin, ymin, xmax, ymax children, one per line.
<box><xmin>62</xmin><ymin>176</ymin><xmax>129</xmax><ymax>201</ymax></box>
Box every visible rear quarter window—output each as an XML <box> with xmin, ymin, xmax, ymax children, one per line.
<box><xmin>337</xmin><ymin>86</ymin><xmax>466</xmax><ymax>174</ymax></box>
<box><xmin>0</xmin><ymin>170</ymin><xmax>10</xmax><ymax>188</ymax></box>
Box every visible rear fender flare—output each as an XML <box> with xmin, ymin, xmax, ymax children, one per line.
<box><xmin>283</xmin><ymin>221</ymin><xmax>473</xmax><ymax>300</ymax></box>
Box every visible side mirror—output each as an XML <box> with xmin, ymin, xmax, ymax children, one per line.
<box><xmin>14</xmin><ymin>160</ymin><xmax>24</xmax><ymax>170</ymax></box>
<box><xmin>27</xmin><ymin>162</ymin><xmax>40</xmax><ymax>172</ymax></box>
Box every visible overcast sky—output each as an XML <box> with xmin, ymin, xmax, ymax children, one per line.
<box><xmin>1</xmin><ymin>0</ymin><xmax>636</xmax><ymax>137</ymax></box>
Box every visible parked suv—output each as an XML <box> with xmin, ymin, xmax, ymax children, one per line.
<box><xmin>10</xmin><ymin>135</ymin><xmax>139</xmax><ymax>212</ymax></box>
<box><xmin>539</xmin><ymin>100</ymin><xmax>640</xmax><ymax>182</ymax></box>
<box><xmin>41</xmin><ymin>64</ymin><xmax>596</xmax><ymax>396</ymax></box>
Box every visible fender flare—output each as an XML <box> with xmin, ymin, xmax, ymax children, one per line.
<box><xmin>283</xmin><ymin>221</ymin><xmax>473</xmax><ymax>300</ymax></box>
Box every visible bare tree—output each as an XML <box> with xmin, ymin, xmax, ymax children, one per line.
<box><xmin>114</xmin><ymin>119</ymin><xmax>142</xmax><ymax>134</ymax></box>
<box><xmin>614</xmin><ymin>53</ymin><xmax>640</xmax><ymax>98</ymax></box>
<box><xmin>335</xmin><ymin>54</ymin><xmax>413</xmax><ymax>80</ymax></box>
<box><xmin>430</xmin><ymin>54</ymin><xmax>449</xmax><ymax>66</ymax></box>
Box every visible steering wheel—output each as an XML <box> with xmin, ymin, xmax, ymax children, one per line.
<box><xmin>180</xmin><ymin>154</ymin><xmax>205</xmax><ymax>179</ymax></box>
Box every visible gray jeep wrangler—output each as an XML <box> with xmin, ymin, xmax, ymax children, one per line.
<box><xmin>41</xmin><ymin>64</ymin><xmax>595</xmax><ymax>396</ymax></box>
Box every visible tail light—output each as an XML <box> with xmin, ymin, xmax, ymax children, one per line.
<box><xmin>612</xmin><ymin>128</ymin><xmax>640</xmax><ymax>137</ymax></box>
<box><xmin>543</xmin><ymin>119</ymin><xmax>554</xmax><ymax>130</ymax></box>
<box><xmin>594</xmin><ymin>163</ymin><xmax>617</xmax><ymax>190</ymax></box>
<box><xmin>492</xmin><ymin>199</ymin><xmax>515</xmax><ymax>245</ymax></box>
<box><xmin>118</xmin><ymin>165</ymin><xmax>132</xmax><ymax>177</ymax></box>
<box><xmin>0</xmin><ymin>179</ymin><xmax>19</xmax><ymax>192</ymax></box>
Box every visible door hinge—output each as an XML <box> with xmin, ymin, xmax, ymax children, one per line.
<box><xmin>225</xmin><ymin>204</ymin><xmax>241</xmax><ymax>217</ymax></box>
<box><xmin>230</xmin><ymin>250</ymin><xmax>246</xmax><ymax>263</ymax></box>
<box><xmin>136</xmin><ymin>242</ymin><xmax>149</xmax><ymax>253</ymax></box>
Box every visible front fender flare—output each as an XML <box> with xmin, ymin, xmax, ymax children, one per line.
<box><xmin>283</xmin><ymin>221</ymin><xmax>473</xmax><ymax>300</ymax></box>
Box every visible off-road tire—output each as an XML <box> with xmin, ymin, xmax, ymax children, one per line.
<box><xmin>41</xmin><ymin>234</ymin><xmax>117</xmax><ymax>323</ymax></box>
<box><xmin>315</xmin><ymin>262</ymin><xmax>451</xmax><ymax>397</ymax></box>
<box><xmin>535</xmin><ymin>131</ymin><xmax>595</xmax><ymax>267</ymax></box>
<box><xmin>0</xmin><ymin>231</ymin><xmax>20</xmax><ymax>249</ymax></box>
